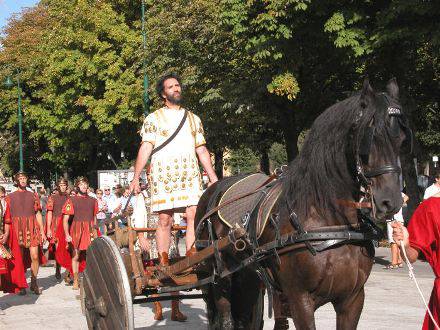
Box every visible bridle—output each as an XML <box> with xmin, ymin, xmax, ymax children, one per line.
<box><xmin>355</xmin><ymin>93</ymin><xmax>411</xmax><ymax>187</ymax></box>
<box><xmin>352</xmin><ymin>93</ymin><xmax>412</xmax><ymax>215</ymax></box>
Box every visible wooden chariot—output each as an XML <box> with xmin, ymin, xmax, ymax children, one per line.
<box><xmin>79</xmin><ymin>215</ymin><xmax>248</xmax><ymax>329</ymax></box>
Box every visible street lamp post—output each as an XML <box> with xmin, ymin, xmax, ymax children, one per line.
<box><xmin>4</xmin><ymin>68</ymin><xmax>24</xmax><ymax>171</ymax></box>
<box><xmin>141</xmin><ymin>0</ymin><xmax>150</xmax><ymax>115</ymax></box>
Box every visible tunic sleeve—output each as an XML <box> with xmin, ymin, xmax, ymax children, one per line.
<box><xmin>194</xmin><ymin>114</ymin><xmax>206</xmax><ymax>147</ymax></box>
<box><xmin>94</xmin><ymin>200</ymin><xmax>99</xmax><ymax>216</ymax></box>
<box><xmin>3</xmin><ymin>202</ymin><xmax>11</xmax><ymax>224</ymax></box>
<box><xmin>46</xmin><ymin>196</ymin><xmax>54</xmax><ymax>211</ymax></box>
<box><xmin>62</xmin><ymin>199</ymin><xmax>75</xmax><ymax>215</ymax></box>
<box><xmin>140</xmin><ymin>112</ymin><xmax>157</xmax><ymax>146</ymax></box>
<box><xmin>407</xmin><ymin>201</ymin><xmax>438</xmax><ymax>262</ymax></box>
<box><xmin>34</xmin><ymin>193</ymin><xmax>42</xmax><ymax>212</ymax></box>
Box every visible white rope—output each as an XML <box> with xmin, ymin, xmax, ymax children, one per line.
<box><xmin>400</xmin><ymin>240</ymin><xmax>440</xmax><ymax>330</ymax></box>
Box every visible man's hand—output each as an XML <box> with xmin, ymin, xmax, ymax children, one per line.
<box><xmin>207</xmin><ymin>178</ymin><xmax>218</xmax><ymax>187</ymax></box>
<box><xmin>138</xmin><ymin>235</ymin><xmax>150</xmax><ymax>252</ymax></box>
<box><xmin>41</xmin><ymin>232</ymin><xmax>47</xmax><ymax>244</ymax></box>
<box><xmin>391</xmin><ymin>221</ymin><xmax>409</xmax><ymax>247</ymax></box>
<box><xmin>47</xmin><ymin>229</ymin><xmax>52</xmax><ymax>239</ymax></box>
<box><xmin>129</xmin><ymin>179</ymin><xmax>141</xmax><ymax>194</ymax></box>
<box><xmin>65</xmin><ymin>234</ymin><xmax>72</xmax><ymax>243</ymax></box>
<box><xmin>0</xmin><ymin>234</ymin><xmax>7</xmax><ymax>245</ymax></box>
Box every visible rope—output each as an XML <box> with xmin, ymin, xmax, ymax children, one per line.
<box><xmin>400</xmin><ymin>240</ymin><xmax>440</xmax><ymax>330</ymax></box>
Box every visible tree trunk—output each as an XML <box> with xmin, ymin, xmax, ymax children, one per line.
<box><xmin>260</xmin><ymin>149</ymin><xmax>270</xmax><ymax>174</ymax></box>
<box><xmin>275</xmin><ymin>97</ymin><xmax>299</xmax><ymax>162</ymax></box>
<box><xmin>214</xmin><ymin>149</ymin><xmax>224</xmax><ymax>179</ymax></box>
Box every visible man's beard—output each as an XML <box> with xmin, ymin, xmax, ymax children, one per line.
<box><xmin>166</xmin><ymin>92</ymin><xmax>182</xmax><ymax>105</ymax></box>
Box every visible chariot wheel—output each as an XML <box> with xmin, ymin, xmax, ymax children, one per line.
<box><xmin>81</xmin><ymin>236</ymin><xmax>134</xmax><ymax>330</ymax></box>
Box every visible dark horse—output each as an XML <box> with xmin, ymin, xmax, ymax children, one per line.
<box><xmin>194</xmin><ymin>78</ymin><xmax>410</xmax><ymax>329</ymax></box>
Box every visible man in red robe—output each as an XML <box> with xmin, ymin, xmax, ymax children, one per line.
<box><xmin>5</xmin><ymin>172</ymin><xmax>46</xmax><ymax>295</ymax></box>
<box><xmin>0</xmin><ymin>186</ymin><xmax>28</xmax><ymax>299</ymax></box>
<box><xmin>61</xmin><ymin>177</ymin><xmax>98</xmax><ymax>290</ymax></box>
<box><xmin>46</xmin><ymin>178</ymin><xmax>69</xmax><ymax>280</ymax></box>
<box><xmin>393</xmin><ymin>192</ymin><xmax>440</xmax><ymax>330</ymax></box>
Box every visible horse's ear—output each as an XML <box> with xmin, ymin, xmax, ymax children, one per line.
<box><xmin>386</xmin><ymin>77</ymin><xmax>399</xmax><ymax>99</ymax></box>
<box><xmin>360</xmin><ymin>77</ymin><xmax>374</xmax><ymax>106</ymax></box>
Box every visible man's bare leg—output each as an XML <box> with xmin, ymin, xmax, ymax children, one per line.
<box><xmin>185</xmin><ymin>205</ymin><xmax>197</xmax><ymax>252</ymax></box>
<box><xmin>156</xmin><ymin>210</ymin><xmax>173</xmax><ymax>254</ymax></box>
<box><xmin>29</xmin><ymin>246</ymin><xmax>41</xmax><ymax>294</ymax></box>
<box><xmin>72</xmin><ymin>249</ymin><xmax>80</xmax><ymax>290</ymax></box>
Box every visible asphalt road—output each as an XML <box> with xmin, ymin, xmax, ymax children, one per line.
<box><xmin>0</xmin><ymin>247</ymin><xmax>434</xmax><ymax>329</ymax></box>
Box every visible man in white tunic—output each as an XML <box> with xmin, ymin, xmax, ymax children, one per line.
<box><xmin>130</xmin><ymin>73</ymin><xmax>218</xmax><ymax>259</ymax></box>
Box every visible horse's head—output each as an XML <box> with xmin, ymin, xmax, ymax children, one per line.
<box><xmin>355</xmin><ymin>78</ymin><xmax>412</xmax><ymax>220</ymax></box>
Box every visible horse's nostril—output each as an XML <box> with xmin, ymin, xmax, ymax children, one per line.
<box><xmin>382</xmin><ymin>199</ymin><xmax>392</xmax><ymax>210</ymax></box>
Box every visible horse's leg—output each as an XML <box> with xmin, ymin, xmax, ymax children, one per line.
<box><xmin>273</xmin><ymin>292</ymin><xmax>290</xmax><ymax>330</ymax></box>
<box><xmin>333</xmin><ymin>288</ymin><xmax>365</xmax><ymax>330</ymax></box>
<box><xmin>231</xmin><ymin>271</ymin><xmax>264</xmax><ymax>330</ymax></box>
<box><xmin>203</xmin><ymin>284</ymin><xmax>217</xmax><ymax>329</ymax></box>
<box><xmin>287</xmin><ymin>293</ymin><xmax>316</xmax><ymax>330</ymax></box>
<box><xmin>211</xmin><ymin>278</ymin><xmax>234</xmax><ymax>330</ymax></box>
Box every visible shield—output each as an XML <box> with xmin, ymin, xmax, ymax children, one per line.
<box><xmin>81</xmin><ymin>236</ymin><xmax>134</xmax><ymax>330</ymax></box>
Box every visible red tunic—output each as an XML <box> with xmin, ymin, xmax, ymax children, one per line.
<box><xmin>45</xmin><ymin>193</ymin><xmax>69</xmax><ymax>259</ymax></box>
<box><xmin>5</xmin><ymin>189</ymin><xmax>46</xmax><ymax>270</ymax></box>
<box><xmin>46</xmin><ymin>193</ymin><xmax>69</xmax><ymax>238</ymax></box>
<box><xmin>62</xmin><ymin>195</ymin><xmax>98</xmax><ymax>250</ymax></box>
<box><xmin>6</xmin><ymin>190</ymin><xmax>42</xmax><ymax>248</ymax></box>
<box><xmin>56</xmin><ymin>194</ymin><xmax>98</xmax><ymax>274</ymax></box>
<box><xmin>0</xmin><ymin>200</ymin><xmax>28</xmax><ymax>293</ymax></box>
<box><xmin>408</xmin><ymin>196</ymin><xmax>440</xmax><ymax>330</ymax></box>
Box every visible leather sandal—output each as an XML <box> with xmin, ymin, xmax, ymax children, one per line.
<box><xmin>383</xmin><ymin>263</ymin><xmax>398</xmax><ymax>269</ymax></box>
<box><xmin>30</xmin><ymin>277</ymin><xmax>42</xmax><ymax>295</ymax></box>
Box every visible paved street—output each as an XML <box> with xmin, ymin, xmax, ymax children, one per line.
<box><xmin>0</xmin><ymin>247</ymin><xmax>434</xmax><ymax>329</ymax></box>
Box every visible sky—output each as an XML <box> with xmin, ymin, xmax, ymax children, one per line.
<box><xmin>0</xmin><ymin>0</ymin><xmax>39</xmax><ymax>31</ymax></box>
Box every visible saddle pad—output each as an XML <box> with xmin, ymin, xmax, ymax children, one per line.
<box><xmin>256</xmin><ymin>182</ymin><xmax>283</xmax><ymax>238</ymax></box>
<box><xmin>218</xmin><ymin>173</ymin><xmax>270</xmax><ymax>228</ymax></box>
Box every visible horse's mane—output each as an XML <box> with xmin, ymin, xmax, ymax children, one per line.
<box><xmin>282</xmin><ymin>91</ymin><xmax>388</xmax><ymax>219</ymax></box>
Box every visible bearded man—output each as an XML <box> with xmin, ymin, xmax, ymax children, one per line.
<box><xmin>61</xmin><ymin>177</ymin><xmax>98</xmax><ymax>290</ymax></box>
<box><xmin>5</xmin><ymin>172</ymin><xmax>46</xmax><ymax>294</ymax></box>
<box><xmin>130</xmin><ymin>73</ymin><xmax>218</xmax><ymax>321</ymax></box>
<box><xmin>46</xmin><ymin>178</ymin><xmax>69</xmax><ymax>280</ymax></box>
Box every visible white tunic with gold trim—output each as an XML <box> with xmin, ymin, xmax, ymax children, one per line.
<box><xmin>140</xmin><ymin>107</ymin><xmax>205</xmax><ymax>212</ymax></box>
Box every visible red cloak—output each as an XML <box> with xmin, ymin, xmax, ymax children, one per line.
<box><xmin>0</xmin><ymin>201</ymin><xmax>28</xmax><ymax>293</ymax></box>
<box><xmin>408</xmin><ymin>196</ymin><xmax>440</xmax><ymax>330</ymax></box>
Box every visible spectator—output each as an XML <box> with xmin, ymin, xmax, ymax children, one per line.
<box><xmin>384</xmin><ymin>192</ymin><xmax>408</xmax><ymax>269</ymax></box>
<box><xmin>39</xmin><ymin>187</ymin><xmax>48</xmax><ymax>223</ymax></box>
<box><xmin>101</xmin><ymin>185</ymin><xmax>116</xmax><ymax>216</ymax></box>
<box><xmin>95</xmin><ymin>189</ymin><xmax>108</xmax><ymax>235</ymax></box>
<box><xmin>423</xmin><ymin>170</ymin><xmax>440</xmax><ymax>200</ymax></box>
<box><xmin>87</xmin><ymin>187</ymin><xmax>97</xmax><ymax>199</ymax></box>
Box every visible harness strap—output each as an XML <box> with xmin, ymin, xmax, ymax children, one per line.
<box><xmin>337</xmin><ymin>199</ymin><xmax>372</xmax><ymax>209</ymax></box>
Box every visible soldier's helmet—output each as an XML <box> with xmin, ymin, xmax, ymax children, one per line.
<box><xmin>56</xmin><ymin>178</ymin><xmax>69</xmax><ymax>189</ymax></box>
<box><xmin>13</xmin><ymin>171</ymin><xmax>28</xmax><ymax>186</ymax></box>
<box><xmin>74</xmin><ymin>176</ymin><xmax>89</xmax><ymax>187</ymax></box>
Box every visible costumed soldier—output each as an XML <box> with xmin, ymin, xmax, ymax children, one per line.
<box><xmin>5</xmin><ymin>172</ymin><xmax>46</xmax><ymax>294</ymax></box>
<box><xmin>60</xmin><ymin>177</ymin><xmax>98</xmax><ymax>290</ymax></box>
<box><xmin>0</xmin><ymin>186</ymin><xmax>27</xmax><ymax>300</ymax></box>
<box><xmin>46</xmin><ymin>178</ymin><xmax>69</xmax><ymax>281</ymax></box>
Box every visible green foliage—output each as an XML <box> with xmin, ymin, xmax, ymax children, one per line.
<box><xmin>225</xmin><ymin>147</ymin><xmax>259</xmax><ymax>175</ymax></box>
<box><xmin>1</xmin><ymin>0</ymin><xmax>439</xmax><ymax>182</ymax></box>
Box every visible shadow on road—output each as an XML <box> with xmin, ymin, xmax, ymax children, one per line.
<box><xmin>0</xmin><ymin>268</ymin><xmax>63</xmax><ymax>311</ymax></box>
<box><xmin>135</xmin><ymin>302</ymin><xmax>207</xmax><ymax>329</ymax></box>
